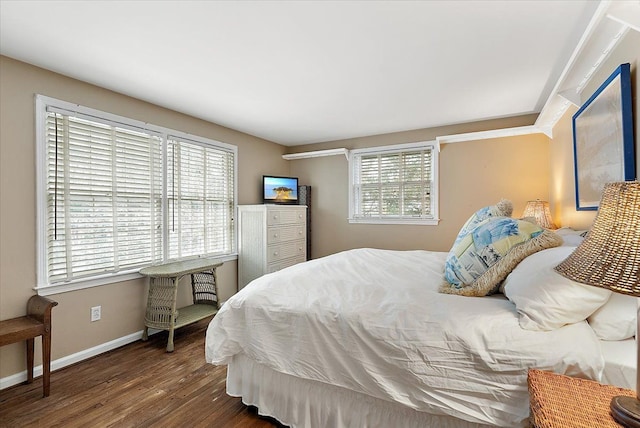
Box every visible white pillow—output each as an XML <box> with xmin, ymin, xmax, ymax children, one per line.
<box><xmin>503</xmin><ymin>246</ymin><xmax>611</xmax><ymax>331</ymax></box>
<box><xmin>588</xmin><ymin>293</ymin><xmax>637</xmax><ymax>341</ymax></box>
<box><xmin>554</xmin><ymin>227</ymin><xmax>588</xmax><ymax>246</ymax></box>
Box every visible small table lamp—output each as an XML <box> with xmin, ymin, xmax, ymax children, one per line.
<box><xmin>555</xmin><ymin>181</ymin><xmax>640</xmax><ymax>427</ymax></box>
<box><xmin>522</xmin><ymin>199</ymin><xmax>557</xmax><ymax>229</ymax></box>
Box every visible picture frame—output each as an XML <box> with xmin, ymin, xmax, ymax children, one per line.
<box><xmin>572</xmin><ymin>63</ymin><xmax>635</xmax><ymax>210</ymax></box>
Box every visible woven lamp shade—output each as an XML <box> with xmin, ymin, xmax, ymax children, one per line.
<box><xmin>523</xmin><ymin>200</ymin><xmax>557</xmax><ymax>229</ymax></box>
<box><xmin>555</xmin><ymin>181</ymin><xmax>640</xmax><ymax>296</ymax></box>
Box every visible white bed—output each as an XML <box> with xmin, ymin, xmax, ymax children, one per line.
<box><xmin>205</xmin><ymin>247</ymin><xmax>635</xmax><ymax>428</ymax></box>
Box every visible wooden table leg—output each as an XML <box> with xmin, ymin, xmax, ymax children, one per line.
<box><xmin>42</xmin><ymin>327</ymin><xmax>52</xmax><ymax>397</ymax></box>
<box><xmin>26</xmin><ymin>337</ymin><xmax>35</xmax><ymax>384</ymax></box>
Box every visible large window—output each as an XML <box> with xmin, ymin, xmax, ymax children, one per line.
<box><xmin>36</xmin><ymin>95</ymin><xmax>237</xmax><ymax>294</ymax></box>
<box><xmin>348</xmin><ymin>141</ymin><xmax>439</xmax><ymax>225</ymax></box>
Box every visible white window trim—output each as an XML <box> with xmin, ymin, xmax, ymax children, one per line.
<box><xmin>34</xmin><ymin>94</ymin><xmax>238</xmax><ymax>295</ymax></box>
<box><xmin>348</xmin><ymin>140</ymin><xmax>440</xmax><ymax>225</ymax></box>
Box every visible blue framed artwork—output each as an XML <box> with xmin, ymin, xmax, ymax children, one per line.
<box><xmin>572</xmin><ymin>63</ymin><xmax>635</xmax><ymax>210</ymax></box>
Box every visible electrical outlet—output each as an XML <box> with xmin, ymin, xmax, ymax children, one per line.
<box><xmin>91</xmin><ymin>305</ymin><xmax>101</xmax><ymax>322</ymax></box>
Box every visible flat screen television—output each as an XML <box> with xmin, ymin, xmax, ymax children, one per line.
<box><xmin>262</xmin><ymin>175</ymin><xmax>299</xmax><ymax>204</ymax></box>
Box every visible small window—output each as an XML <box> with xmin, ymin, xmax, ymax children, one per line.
<box><xmin>348</xmin><ymin>141</ymin><xmax>439</xmax><ymax>225</ymax></box>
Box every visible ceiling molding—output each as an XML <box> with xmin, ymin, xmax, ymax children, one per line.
<box><xmin>535</xmin><ymin>0</ymin><xmax>639</xmax><ymax>137</ymax></box>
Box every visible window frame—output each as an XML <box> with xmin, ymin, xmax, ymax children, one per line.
<box><xmin>348</xmin><ymin>140</ymin><xmax>439</xmax><ymax>225</ymax></box>
<box><xmin>35</xmin><ymin>95</ymin><xmax>238</xmax><ymax>295</ymax></box>
<box><xmin>165</xmin><ymin>134</ymin><xmax>237</xmax><ymax>261</ymax></box>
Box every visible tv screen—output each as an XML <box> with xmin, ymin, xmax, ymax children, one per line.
<box><xmin>263</xmin><ymin>175</ymin><xmax>298</xmax><ymax>204</ymax></box>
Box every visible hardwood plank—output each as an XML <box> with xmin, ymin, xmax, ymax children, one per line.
<box><xmin>0</xmin><ymin>318</ymin><xmax>286</xmax><ymax>428</ymax></box>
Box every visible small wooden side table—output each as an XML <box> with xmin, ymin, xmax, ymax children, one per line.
<box><xmin>140</xmin><ymin>258</ymin><xmax>222</xmax><ymax>352</ymax></box>
<box><xmin>0</xmin><ymin>295</ymin><xmax>58</xmax><ymax>397</ymax></box>
<box><xmin>528</xmin><ymin>369</ymin><xmax>636</xmax><ymax>428</ymax></box>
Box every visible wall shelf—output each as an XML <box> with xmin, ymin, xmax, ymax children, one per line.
<box><xmin>282</xmin><ymin>148</ymin><xmax>348</xmax><ymax>160</ymax></box>
<box><xmin>436</xmin><ymin>125</ymin><xmax>546</xmax><ymax>145</ymax></box>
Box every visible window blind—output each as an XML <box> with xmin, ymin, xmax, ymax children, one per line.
<box><xmin>38</xmin><ymin>96</ymin><xmax>238</xmax><ymax>291</ymax></box>
<box><xmin>45</xmin><ymin>112</ymin><xmax>163</xmax><ymax>284</ymax></box>
<box><xmin>167</xmin><ymin>137</ymin><xmax>235</xmax><ymax>260</ymax></box>
<box><xmin>351</xmin><ymin>145</ymin><xmax>435</xmax><ymax>222</ymax></box>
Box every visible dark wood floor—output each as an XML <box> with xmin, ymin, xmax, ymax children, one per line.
<box><xmin>0</xmin><ymin>318</ymin><xmax>286</xmax><ymax>428</ymax></box>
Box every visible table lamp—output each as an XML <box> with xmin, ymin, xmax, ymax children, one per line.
<box><xmin>555</xmin><ymin>181</ymin><xmax>640</xmax><ymax>427</ymax></box>
<box><xmin>522</xmin><ymin>199</ymin><xmax>557</xmax><ymax>229</ymax></box>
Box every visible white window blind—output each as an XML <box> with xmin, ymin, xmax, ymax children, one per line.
<box><xmin>36</xmin><ymin>95</ymin><xmax>237</xmax><ymax>292</ymax></box>
<box><xmin>349</xmin><ymin>141</ymin><xmax>439</xmax><ymax>225</ymax></box>
<box><xmin>45</xmin><ymin>112</ymin><xmax>164</xmax><ymax>284</ymax></box>
<box><xmin>167</xmin><ymin>137</ymin><xmax>235</xmax><ymax>260</ymax></box>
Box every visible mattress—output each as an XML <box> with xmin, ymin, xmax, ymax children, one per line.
<box><xmin>206</xmin><ymin>248</ymin><xmax>606</xmax><ymax>427</ymax></box>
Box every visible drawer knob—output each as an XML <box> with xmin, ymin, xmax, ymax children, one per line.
<box><xmin>273</xmin><ymin>233</ymin><xmax>279</xmax><ymax>238</ymax></box>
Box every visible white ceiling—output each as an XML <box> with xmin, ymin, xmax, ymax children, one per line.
<box><xmin>0</xmin><ymin>0</ymin><xmax>601</xmax><ymax>146</ymax></box>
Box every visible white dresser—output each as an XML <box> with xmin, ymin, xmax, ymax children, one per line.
<box><xmin>237</xmin><ymin>204</ymin><xmax>307</xmax><ymax>289</ymax></box>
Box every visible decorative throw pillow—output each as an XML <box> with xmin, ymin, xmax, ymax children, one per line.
<box><xmin>503</xmin><ymin>246</ymin><xmax>612</xmax><ymax>331</ymax></box>
<box><xmin>452</xmin><ymin>199</ymin><xmax>513</xmax><ymax>246</ymax></box>
<box><xmin>440</xmin><ymin>217</ymin><xmax>562</xmax><ymax>296</ymax></box>
<box><xmin>588</xmin><ymin>293</ymin><xmax>637</xmax><ymax>340</ymax></box>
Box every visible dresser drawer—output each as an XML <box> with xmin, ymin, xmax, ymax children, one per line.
<box><xmin>267</xmin><ymin>255</ymin><xmax>306</xmax><ymax>273</ymax></box>
<box><xmin>267</xmin><ymin>208</ymin><xmax>306</xmax><ymax>226</ymax></box>
<box><xmin>267</xmin><ymin>240</ymin><xmax>306</xmax><ymax>263</ymax></box>
<box><xmin>267</xmin><ymin>225</ymin><xmax>305</xmax><ymax>244</ymax></box>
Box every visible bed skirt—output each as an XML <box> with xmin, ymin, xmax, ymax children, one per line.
<box><xmin>226</xmin><ymin>353</ymin><xmax>516</xmax><ymax>428</ymax></box>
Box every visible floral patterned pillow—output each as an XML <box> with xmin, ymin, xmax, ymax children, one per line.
<box><xmin>440</xmin><ymin>217</ymin><xmax>562</xmax><ymax>297</ymax></box>
<box><xmin>452</xmin><ymin>199</ymin><xmax>513</xmax><ymax>246</ymax></box>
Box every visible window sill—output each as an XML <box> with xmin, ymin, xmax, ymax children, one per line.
<box><xmin>35</xmin><ymin>253</ymin><xmax>238</xmax><ymax>296</ymax></box>
<box><xmin>348</xmin><ymin>217</ymin><xmax>440</xmax><ymax>226</ymax></box>
<box><xmin>35</xmin><ymin>271</ymin><xmax>145</xmax><ymax>296</ymax></box>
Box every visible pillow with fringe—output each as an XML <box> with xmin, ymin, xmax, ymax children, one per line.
<box><xmin>451</xmin><ymin>199</ymin><xmax>513</xmax><ymax>246</ymax></box>
<box><xmin>440</xmin><ymin>217</ymin><xmax>563</xmax><ymax>296</ymax></box>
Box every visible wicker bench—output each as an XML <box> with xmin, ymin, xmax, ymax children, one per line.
<box><xmin>0</xmin><ymin>295</ymin><xmax>58</xmax><ymax>397</ymax></box>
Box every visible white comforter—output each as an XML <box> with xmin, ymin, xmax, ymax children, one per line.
<box><xmin>205</xmin><ymin>248</ymin><xmax>604</xmax><ymax>427</ymax></box>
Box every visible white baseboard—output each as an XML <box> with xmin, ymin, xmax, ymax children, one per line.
<box><xmin>0</xmin><ymin>328</ymin><xmax>161</xmax><ymax>391</ymax></box>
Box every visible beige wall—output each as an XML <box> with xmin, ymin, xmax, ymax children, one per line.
<box><xmin>0</xmin><ymin>56</ymin><xmax>289</xmax><ymax>378</ymax></box>
<box><xmin>550</xmin><ymin>29</ymin><xmax>640</xmax><ymax>230</ymax></box>
<box><xmin>289</xmin><ymin>117</ymin><xmax>551</xmax><ymax>257</ymax></box>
